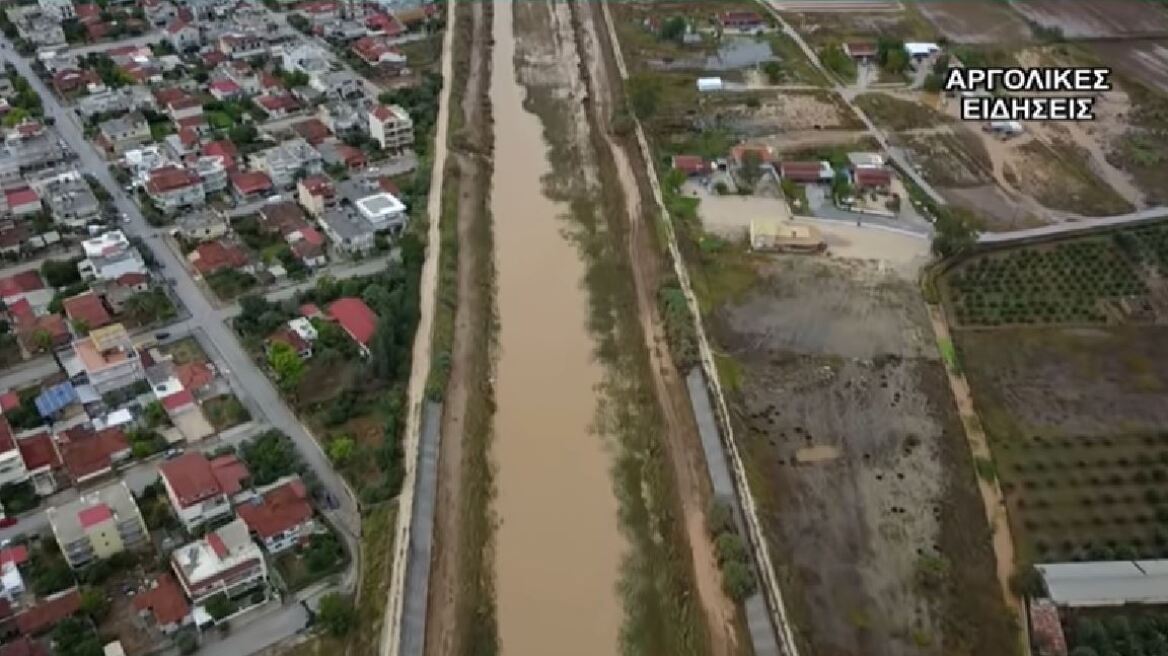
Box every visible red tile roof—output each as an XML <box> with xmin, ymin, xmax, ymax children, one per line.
<box><xmin>161</xmin><ymin>452</ymin><xmax>249</xmax><ymax>507</ymax></box>
<box><xmin>291</xmin><ymin>118</ymin><xmax>330</xmax><ymax>145</ymax></box>
<box><xmin>671</xmin><ymin>155</ymin><xmax>709</xmax><ymax>176</ymax></box>
<box><xmin>299</xmin><ymin>303</ymin><xmax>322</xmax><ymax>318</ymax></box>
<box><xmin>4</xmin><ymin>187</ymin><xmax>38</xmax><ymax>207</ymax></box>
<box><xmin>300</xmin><ymin>175</ymin><xmax>334</xmax><ymax>197</ymax></box>
<box><xmin>17</xmin><ymin>432</ymin><xmax>58</xmax><ymax>471</ymax></box>
<box><xmin>175</xmin><ymin>115</ymin><xmax>207</xmax><ymax>131</ymax></box>
<box><xmin>75</xmin><ymin>3</ymin><xmax>100</xmax><ymax>20</ymax></box>
<box><xmin>328</xmin><ymin>297</ymin><xmax>377</xmax><ymax>347</ymax></box>
<box><xmin>210</xmin><ymin>454</ymin><xmax>249</xmax><ymax>496</ymax></box>
<box><xmin>370</xmin><ymin>104</ymin><xmax>397</xmax><ymax>121</ymax></box>
<box><xmin>297</xmin><ymin>226</ymin><xmax>325</xmax><ymax>247</ymax></box>
<box><xmin>116</xmin><ymin>271</ymin><xmax>149</xmax><ymax>287</ymax></box>
<box><xmin>334</xmin><ymin>144</ymin><xmax>365</xmax><ymax>168</ymax></box>
<box><xmin>365</xmin><ymin>12</ymin><xmax>403</xmax><ymax>37</ymax></box>
<box><xmin>15</xmin><ymin>588</ymin><xmax>81</xmax><ymax>635</ymax></box>
<box><xmin>132</xmin><ymin>574</ymin><xmax>190</xmax><ymax>627</ymax></box>
<box><xmin>177</xmin><ymin>127</ymin><xmax>199</xmax><ymax>148</ymax></box>
<box><xmin>0</xmin><ymin>270</ymin><xmax>44</xmax><ymax>298</ymax></box>
<box><xmin>161</xmin><ymin>389</ymin><xmax>195</xmax><ymax>412</ymax></box>
<box><xmin>203</xmin><ymin>140</ymin><xmax>238</xmax><ymax>161</ymax></box>
<box><xmin>160</xmin><ymin>452</ymin><xmax>223</xmax><ymax>507</ymax></box>
<box><xmin>0</xmin><ymin>636</ymin><xmax>49</xmax><ymax>656</ymax></box>
<box><xmin>237</xmin><ymin>479</ymin><xmax>312</xmax><ymax>540</ymax></box>
<box><xmin>297</xmin><ymin>0</ymin><xmax>338</xmax><ymax>12</ymax></box>
<box><xmin>146</xmin><ymin>166</ymin><xmax>200</xmax><ymax>194</ymax></box>
<box><xmin>77</xmin><ymin>503</ymin><xmax>113</xmax><ymax>529</ymax></box>
<box><xmin>779</xmin><ymin>161</ymin><xmax>827</xmax><ymax>182</ymax></box>
<box><xmin>165</xmin><ymin>18</ymin><xmax>191</xmax><ymax>35</ymax></box>
<box><xmin>0</xmin><ymin>544</ymin><xmax>28</xmax><ymax>567</ymax></box>
<box><xmin>255</xmin><ymin>94</ymin><xmax>299</xmax><ymax>114</ymax></box>
<box><xmin>269</xmin><ymin>326</ymin><xmax>309</xmax><ymax>354</ymax></box>
<box><xmin>731</xmin><ymin>144</ymin><xmax>774</xmax><ymax>164</ymax></box>
<box><xmin>230</xmin><ymin>170</ymin><xmax>273</xmax><ymax>196</ymax></box>
<box><xmin>189</xmin><ymin>240</ymin><xmax>249</xmax><ymax>275</ymax></box>
<box><xmin>57</xmin><ymin>426</ymin><xmax>129</xmax><ymax>483</ymax></box>
<box><xmin>207</xmin><ymin>531</ymin><xmax>228</xmax><ymax>558</ymax></box>
<box><xmin>0</xmin><ymin>391</ymin><xmax>19</xmax><ymax>413</ymax></box>
<box><xmin>208</xmin><ymin>79</ymin><xmax>241</xmax><ymax>96</ymax></box>
<box><xmin>61</xmin><ymin>292</ymin><xmax>112</xmax><ymax>330</ymax></box>
<box><xmin>854</xmin><ymin>166</ymin><xmax>892</xmax><ymax>188</ymax></box>
<box><xmin>175</xmin><ymin>361</ymin><xmax>213</xmax><ymax>392</ymax></box>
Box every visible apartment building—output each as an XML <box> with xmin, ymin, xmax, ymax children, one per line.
<box><xmin>368</xmin><ymin>104</ymin><xmax>413</xmax><ymax>151</ymax></box>
<box><xmin>171</xmin><ymin>519</ymin><xmax>267</xmax><ymax>603</ymax></box>
<box><xmin>71</xmin><ymin>323</ymin><xmax>145</xmax><ymax>394</ymax></box>
<box><xmin>78</xmin><ymin>230</ymin><xmax>148</xmax><ymax>281</ymax></box>
<box><xmin>145</xmin><ymin>165</ymin><xmax>205</xmax><ymax>213</ymax></box>
<box><xmin>46</xmin><ymin>481</ymin><xmax>149</xmax><ymax>569</ymax></box>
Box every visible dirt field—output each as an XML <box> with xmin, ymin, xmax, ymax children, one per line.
<box><xmin>1092</xmin><ymin>40</ymin><xmax>1168</xmax><ymax>94</ymax></box>
<box><xmin>1010</xmin><ymin>0</ymin><xmax>1168</xmax><ymax>39</ymax></box>
<box><xmin>713</xmin><ymin>254</ymin><xmax>1014</xmax><ymax>656</ymax></box>
<box><xmin>911</xmin><ymin>0</ymin><xmax>1031</xmax><ymax>43</ymax></box>
<box><xmin>712</xmin><ymin>90</ymin><xmax>864</xmax><ymax>132</ymax></box>
<box><xmin>784</xmin><ymin>9</ymin><xmax>937</xmax><ymax>47</ymax></box>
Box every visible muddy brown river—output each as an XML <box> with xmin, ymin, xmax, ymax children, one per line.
<box><xmin>490</xmin><ymin>1</ymin><xmax>624</xmax><ymax>654</ymax></box>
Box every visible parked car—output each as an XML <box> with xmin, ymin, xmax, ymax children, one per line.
<box><xmin>155</xmin><ymin>332</ymin><xmax>171</xmax><ymax>340</ymax></box>
<box><xmin>164</xmin><ymin>448</ymin><xmax>184</xmax><ymax>460</ymax></box>
<box><xmin>0</xmin><ymin>517</ymin><xmax>18</xmax><ymax>529</ymax></box>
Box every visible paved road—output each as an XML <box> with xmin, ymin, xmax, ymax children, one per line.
<box><xmin>978</xmin><ymin>206</ymin><xmax>1168</xmax><ymax>244</ymax></box>
<box><xmin>0</xmin><ymin>32</ymin><xmax>362</xmax><ymax>653</ymax></box>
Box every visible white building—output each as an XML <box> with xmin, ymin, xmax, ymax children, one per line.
<box><xmin>0</xmin><ymin>419</ymin><xmax>30</xmax><ymax>490</ymax></box>
<box><xmin>171</xmin><ymin>519</ymin><xmax>268</xmax><ymax>603</ymax></box>
<box><xmin>354</xmin><ymin>192</ymin><xmax>406</xmax><ymax>234</ymax></box>
<box><xmin>368</xmin><ymin>104</ymin><xmax>413</xmax><ymax>151</ymax></box>
<box><xmin>158</xmin><ymin>452</ymin><xmax>247</xmax><ymax>531</ymax></box>
<box><xmin>78</xmin><ymin>231</ymin><xmax>148</xmax><ymax>282</ymax></box>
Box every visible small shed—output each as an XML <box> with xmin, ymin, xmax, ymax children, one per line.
<box><xmin>904</xmin><ymin>42</ymin><xmax>940</xmax><ymax>59</ymax></box>
<box><xmin>779</xmin><ymin>161</ymin><xmax>834</xmax><ymax>184</ymax></box>
<box><xmin>853</xmin><ymin>166</ymin><xmax>893</xmax><ymax>190</ymax></box>
<box><xmin>843</xmin><ymin>42</ymin><xmax>877</xmax><ymax>61</ymax></box>
<box><xmin>697</xmin><ymin>77</ymin><xmax>724</xmax><ymax>93</ymax></box>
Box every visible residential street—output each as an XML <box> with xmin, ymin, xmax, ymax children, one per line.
<box><xmin>0</xmin><ymin>31</ymin><xmax>364</xmax><ymax>654</ymax></box>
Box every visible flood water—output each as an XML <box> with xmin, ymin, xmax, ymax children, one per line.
<box><xmin>490</xmin><ymin>2</ymin><xmax>624</xmax><ymax>655</ymax></box>
<box><xmin>648</xmin><ymin>36</ymin><xmax>776</xmax><ymax>72</ymax></box>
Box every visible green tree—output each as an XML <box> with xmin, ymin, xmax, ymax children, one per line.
<box><xmin>931</xmin><ymin>209</ymin><xmax>977</xmax><ymax>258</ymax></box>
<box><xmin>51</xmin><ymin>617</ymin><xmax>103</xmax><ymax>656</ymax></box>
<box><xmin>830</xmin><ymin>169</ymin><xmax>852</xmax><ymax>202</ymax></box>
<box><xmin>659</xmin><ymin>16</ymin><xmax>687</xmax><ymax>42</ymax></box>
<box><xmin>761</xmin><ymin>60</ymin><xmax>782</xmax><ymax>84</ymax></box>
<box><xmin>41</xmin><ymin>258</ymin><xmax>83</xmax><ymax>287</ymax></box>
<box><xmin>628</xmin><ymin>74</ymin><xmax>661</xmax><ymax>120</ymax></box>
<box><xmin>205</xmin><ymin>592</ymin><xmax>233</xmax><ymax>621</ymax></box>
<box><xmin>317</xmin><ymin>593</ymin><xmax>357</xmax><ymax>637</ymax></box>
<box><xmin>714</xmin><ymin>532</ymin><xmax>748</xmax><ymax>565</ymax></box>
<box><xmin>739</xmin><ymin>150</ymin><xmax>764</xmax><ymax>188</ymax></box>
<box><xmin>241</xmin><ymin>430</ymin><xmax>302</xmax><ymax>485</ymax></box>
<box><xmin>267</xmin><ymin>341</ymin><xmax>304</xmax><ymax>389</ymax></box>
<box><xmin>328</xmin><ymin>436</ymin><xmax>355</xmax><ymax>465</ymax></box>
<box><xmin>143</xmin><ymin>400</ymin><xmax>167</xmax><ymax>428</ymax></box>
<box><xmin>80</xmin><ymin>586</ymin><xmax>110</xmax><ymax>622</ymax></box>
<box><xmin>721</xmin><ymin>560</ymin><xmax>756</xmax><ymax>601</ymax></box>
<box><xmin>176</xmin><ymin>630</ymin><xmax>199</xmax><ymax>655</ymax></box>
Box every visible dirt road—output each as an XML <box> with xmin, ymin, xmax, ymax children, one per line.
<box><xmin>925</xmin><ymin>304</ymin><xmax>1025</xmax><ymax>646</ymax></box>
<box><xmin>572</xmin><ymin>2</ymin><xmax>739</xmax><ymax>653</ymax></box>
<box><xmin>421</xmin><ymin>0</ymin><xmax>496</xmax><ymax>654</ymax></box>
<box><xmin>382</xmin><ymin>0</ymin><xmax>457</xmax><ymax>651</ymax></box>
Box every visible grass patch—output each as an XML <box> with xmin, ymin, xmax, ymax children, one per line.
<box><xmin>854</xmin><ymin>92</ymin><xmax>952</xmax><ymax>132</ymax></box>
<box><xmin>203</xmin><ymin>394</ymin><xmax>250</xmax><ymax>431</ymax></box>
<box><xmin>162</xmin><ymin>337</ymin><xmax>207</xmax><ymax>365</ymax></box>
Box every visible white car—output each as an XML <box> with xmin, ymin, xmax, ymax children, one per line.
<box><xmin>121</xmin><ymin>213</ymin><xmax>131</xmax><ymax>224</ymax></box>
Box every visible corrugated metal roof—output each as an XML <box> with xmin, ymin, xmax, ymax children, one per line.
<box><xmin>1038</xmin><ymin>560</ymin><xmax>1168</xmax><ymax>607</ymax></box>
<box><xmin>35</xmin><ymin>382</ymin><xmax>77</xmax><ymax>417</ymax></box>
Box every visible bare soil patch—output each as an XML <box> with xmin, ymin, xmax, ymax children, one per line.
<box><xmin>900</xmin><ymin>128</ymin><xmax>993</xmax><ymax>188</ymax></box>
<box><xmin>713</xmin><ymin>256</ymin><xmax>1013</xmax><ymax>656</ymax></box>
<box><xmin>1091</xmin><ymin>40</ymin><xmax>1168</xmax><ymax>95</ymax></box>
<box><xmin>785</xmin><ymin>9</ymin><xmax>938</xmax><ymax>48</ymax></box>
<box><xmin>711</xmin><ymin>89</ymin><xmax>864</xmax><ymax>132</ymax></box>
<box><xmin>1012</xmin><ymin>138</ymin><xmax>1135</xmax><ymax>217</ymax></box>
<box><xmin>912</xmin><ymin>0</ymin><xmax>1032</xmax><ymax>43</ymax></box>
<box><xmin>855</xmin><ymin>92</ymin><xmax>953</xmax><ymax>132</ymax></box>
<box><xmin>941</xmin><ymin>186</ymin><xmax>1044</xmax><ymax>232</ymax></box>
<box><xmin>1010</xmin><ymin>0</ymin><xmax>1168</xmax><ymax>39</ymax></box>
